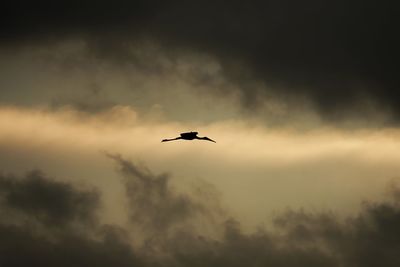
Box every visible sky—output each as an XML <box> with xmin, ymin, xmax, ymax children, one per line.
<box><xmin>1</xmin><ymin>1</ymin><xmax>400</xmax><ymax>266</ymax></box>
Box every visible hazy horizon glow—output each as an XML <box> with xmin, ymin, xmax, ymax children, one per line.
<box><xmin>1</xmin><ymin>105</ymin><xmax>399</xmax><ymax>229</ymax></box>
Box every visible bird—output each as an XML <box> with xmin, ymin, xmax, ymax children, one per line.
<box><xmin>162</xmin><ymin>131</ymin><xmax>216</xmax><ymax>143</ymax></box>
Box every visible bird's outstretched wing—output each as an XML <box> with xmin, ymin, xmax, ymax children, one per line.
<box><xmin>199</xmin><ymin>136</ymin><xmax>216</xmax><ymax>143</ymax></box>
<box><xmin>161</xmin><ymin>137</ymin><xmax>181</xmax><ymax>142</ymax></box>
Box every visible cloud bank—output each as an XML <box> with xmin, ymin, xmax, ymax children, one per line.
<box><xmin>1</xmin><ymin>156</ymin><xmax>400</xmax><ymax>267</ymax></box>
<box><xmin>1</xmin><ymin>0</ymin><xmax>399</xmax><ymax>124</ymax></box>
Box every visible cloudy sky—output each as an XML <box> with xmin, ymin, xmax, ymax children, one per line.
<box><xmin>1</xmin><ymin>1</ymin><xmax>400</xmax><ymax>266</ymax></box>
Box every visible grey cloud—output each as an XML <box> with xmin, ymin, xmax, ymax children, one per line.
<box><xmin>1</xmin><ymin>1</ymin><xmax>399</xmax><ymax>123</ymax></box>
<box><xmin>107</xmin><ymin>153</ymin><xmax>213</xmax><ymax>234</ymax></box>
<box><xmin>0</xmin><ymin>224</ymin><xmax>141</xmax><ymax>267</ymax></box>
<box><xmin>270</xmin><ymin>199</ymin><xmax>400</xmax><ymax>266</ymax></box>
<box><xmin>167</xmin><ymin>197</ymin><xmax>400</xmax><ymax>267</ymax></box>
<box><xmin>0</xmin><ymin>170</ymin><xmax>98</xmax><ymax>227</ymax></box>
<box><xmin>167</xmin><ymin>218</ymin><xmax>338</xmax><ymax>267</ymax></box>
<box><xmin>0</xmin><ymin>170</ymin><xmax>141</xmax><ymax>267</ymax></box>
<box><xmin>50</xmin><ymin>82</ymin><xmax>116</xmax><ymax>113</ymax></box>
<box><xmin>1</xmin><ymin>158</ymin><xmax>400</xmax><ymax>266</ymax></box>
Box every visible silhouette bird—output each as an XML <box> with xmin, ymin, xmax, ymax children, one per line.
<box><xmin>162</xmin><ymin>131</ymin><xmax>216</xmax><ymax>143</ymax></box>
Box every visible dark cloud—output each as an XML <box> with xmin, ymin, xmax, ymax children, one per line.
<box><xmin>50</xmin><ymin>83</ymin><xmax>116</xmax><ymax>113</ymax></box>
<box><xmin>1</xmin><ymin>0</ymin><xmax>399</xmax><ymax>122</ymax></box>
<box><xmin>0</xmin><ymin>224</ymin><xmax>141</xmax><ymax>267</ymax></box>
<box><xmin>1</xmin><ymin>158</ymin><xmax>400</xmax><ymax>266</ymax></box>
<box><xmin>270</xmin><ymin>199</ymin><xmax>400</xmax><ymax>266</ymax></box>
<box><xmin>106</xmin><ymin>153</ymin><xmax>218</xmax><ymax>235</ymax></box>
<box><xmin>166</xmin><ymin>189</ymin><xmax>400</xmax><ymax>267</ymax></box>
<box><xmin>0</xmin><ymin>170</ymin><xmax>141</xmax><ymax>267</ymax></box>
<box><xmin>0</xmin><ymin>170</ymin><xmax>98</xmax><ymax>227</ymax></box>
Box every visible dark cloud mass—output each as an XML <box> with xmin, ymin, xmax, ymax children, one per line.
<box><xmin>107</xmin><ymin>153</ymin><xmax>213</xmax><ymax>235</ymax></box>
<box><xmin>0</xmin><ymin>170</ymin><xmax>98</xmax><ymax>226</ymax></box>
<box><xmin>0</xmin><ymin>170</ymin><xmax>141</xmax><ymax>267</ymax></box>
<box><xmin>1</xmin><ymin>157</ymin><xmax>400</xmax><ymax>266</ymax></box>
<box><xmin>1</xmin><ymin>0</ymin><xmax>399</xmax><ymax>122</ymax></box>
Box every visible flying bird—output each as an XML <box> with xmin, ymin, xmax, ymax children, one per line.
<box><xmin>162</xmin><ymin>131</ymin><xmax>216</xmax><ymax>143</ymax></box>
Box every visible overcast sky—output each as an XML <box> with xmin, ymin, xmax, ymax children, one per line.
<box><xmin>1</xmin><ymin>1</ymin><xmax>400</xmax><ymax>266</ymax></box>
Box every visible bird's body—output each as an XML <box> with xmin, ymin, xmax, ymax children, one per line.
<box><xmin>162</xmin><ymin>131</ymin><xmax>216</xmax><ymax>143</ymax></box>
<box><xmin>179</xmin><ymin>131</ymin><xmax>199</xmax><ymax>140</ymax></box>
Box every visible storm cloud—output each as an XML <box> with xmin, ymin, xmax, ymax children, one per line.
<box><xmin>107</xmin><ymin>153</ymin><xmax>215</xmax><ymax>233</ymax></box>
<box><xmin>0</xmin><ymin>170</ymin><xmax>98</xmax><ymax>226</ymax></box>
<box><xmin>1</xmin><ymin>157</ymin><xmax>400</xmax><ymax>266</ymax></box>
<box><xmin>0</xmin><ymin>170</ymin><xmax>141</xmax><ymax>267</ymax></box>
<box><xmin>1</xmin><ymin>1</ymin><xmax>399</xmax><ymax>123</ymax></box>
